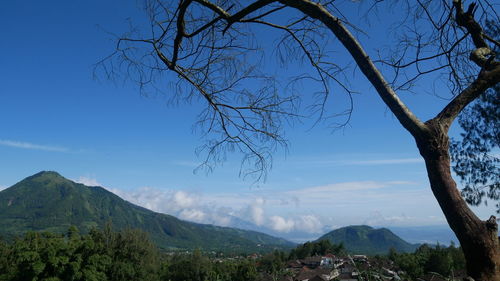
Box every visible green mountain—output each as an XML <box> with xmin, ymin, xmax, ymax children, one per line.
<box><xmin>0</xmin><ymin>171</ymin><xmax>294</xmax><ymax>253</ymax></box>
<box><xmin>316</xmin><ymin>225</ymin><xmax>418</xmax><ymax>255</ymax></box>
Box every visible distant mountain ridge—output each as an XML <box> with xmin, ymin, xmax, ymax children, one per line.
<box><xmin>0</xmin><ymin>171</ymin><xmax>294</xmax><ymax>252</ymax></box>
<box><xmin>316</xmin><ymin>225</ymin><xmax>418</xmax><ymax>255</ymax></box>
<box><xmin>387</xmin><ymin>225</ymin><xmax>459</xmax><ymax>245</ymax></box>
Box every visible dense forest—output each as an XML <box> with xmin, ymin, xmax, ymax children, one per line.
<box><xmin>388</xmin><ymin>243</ymin><xmax>466</xmax><ymax>280</ymax></box>
<box><xmin>0</xmin><ymin>226</ymin><xmax>466</xmax><ymax>281</ymax></box>
<box><xmin>0</xmin><ymin>226</ymin><xmax>263</xmax><ymax>281</ymax></box>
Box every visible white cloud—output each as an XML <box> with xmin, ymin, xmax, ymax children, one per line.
<box><xmin>245</xmin><ymin>198</ymin><xmax>265</xmax><ymax>226</ymax></box>
<box><xmin>288</xmin><ymin>181</ymin><xmax>415</xmax><ymax>197</ymax></box>
<box><xmin>269</xmin><ymin>216</ymin><xmax>295</xmax><ymax>232</ymax></box>
<box><xmin>173</xmin><ymin>191</ymin><xmax>196</xmax><ymax>208</ymax></box>
<box><xmin>362</xmin><ymin>210</ymin><xmax>448</xmax><ymax>227</ymax></box>
<box><xmin>363</xmin><ymin>211</ymin><xmax>413</xmax><ymax>226</ymax></box>
<box><xmin>75</xmin><ymin>176</ymin><xmax>102</xmax><ymax>187</ymax></box>
<box><xmin>179</xmin><ymin>209</ymin><xmax>206</xmax><ymax>222</ymax></box>
<box><xmin>266</xmin><ymin>214</ymin><xmax>324</xmax><ymax>234</ymax></box>
<box><xmin>289</xmin><ymin>157</ymin><xmax>424</xmax><ymax>167</ymax></box>
<box><xmin>252</xmin><ymin>206</ymin><xmax>265</xmax><ymax>225</ymax></box>
<box><xmin>0</xmin><ymin>185</ymin><xmax>6</xmax><ymax>192</ymax></box>
<box><xmin>172</xmin><ymin>161</ymin><xmax>200</xmax><ymax>168</ymax></box>
<box><xmin>96</xmin><ymin>177</ymin><xmax>453</xmax><ymax>237</ymax></box>
<box><xmin>295</xmin><ymin>215</ymin><xmax>324</xmax><ymax>233</ymax></box>
<box><xmin>209</xmin><ymin>208</ymin><xmax>233</xmax><ymax>226</ymax></box>
<box><xmin>101</xmin><ymin>185</ymin><xmax>326</xmax><ymax>234</ymax></box>
<box><xmin>119</xmin><ymin>180</ymin><xmax>427</xmax><ymax>230</ymax></box>
<box><xmin>290</xmin><ymin>181</ymin><xmax>386</xmax><ymax>194</ymax></box>
<box><xmin>114</xmin><ymin>187</ymin><xmax>195</xmax><ymax>215</ymax></box>
<box><xmin>0</xmin><ymin>139</ymin><xmax>69</xmax><ymax>152</ymax></box>
<box><xmin>101</xmin><ymin>186</ymin><xmax>237</xmax><ymax>226</ymax></box>
<box><xmin>346</xmin><ymin>158</ymin><xmax>424</xmax><ymax>165</ymax></box>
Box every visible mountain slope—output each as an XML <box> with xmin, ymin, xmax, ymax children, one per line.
<box><xmin>316</xmin><ymin>225</ymin><xmax>418</xmax><ymax>255</ymax></box>
<box><xmin>0</xmin><ymin>171</ymin><xmax>294</xmax><ymax>252</ymax></box>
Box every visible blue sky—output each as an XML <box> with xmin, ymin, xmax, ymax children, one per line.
<box><xmin>0</xmin><ymin>0</ymin><xmax>495</xmax><ymax>241</ymax></box>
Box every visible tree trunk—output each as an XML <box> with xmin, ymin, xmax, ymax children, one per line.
<box><xmin>415</xmin><ymin>121</ymin><xmax>500</xmax><ymax>281</ymax></box>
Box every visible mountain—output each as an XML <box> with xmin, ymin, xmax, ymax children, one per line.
<box><xmin>387</xmin><ymin>225</ymin><xmax>459</xmax><ymax>245</ymax></box>
<box><xmin>0</xmin><ymin>171</ymin><xmax>294</xmax><ymax>252</ymax></box>
<box><xmin>316</xmin><ymin>225</ymin><xmax>418</xmax><ymax>255</ymax></box>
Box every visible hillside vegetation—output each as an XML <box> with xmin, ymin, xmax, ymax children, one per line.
<box><xmin>0</xmin><ymin>171</ymin><xmax>293</xmax><ymax>253</ymax></box>
<box><xmin>316</xmin><ymin>225</ymin><xmax>418</xmax><ymax>255</ymax></box>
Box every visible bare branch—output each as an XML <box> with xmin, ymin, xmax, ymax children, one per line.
<box><xmin>278</xmin><ymin>0</ymin><xmax>427</xmax><ymax>136</ymax></box>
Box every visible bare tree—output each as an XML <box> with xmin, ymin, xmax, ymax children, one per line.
<box><xmin>98</xmin><ymin>0</ymin><xmax>500</xmax><ymax>279</ymax></box>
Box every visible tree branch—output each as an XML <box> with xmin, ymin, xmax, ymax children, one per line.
<box><xmin>431</xmin><ymin>0</ymin><xmax>500</xmax><ymax>129</ymax></box>
<box><xmin>170</xmin><ymin>0</ymin><xmax>193</xmax><ymax>69</ymax></box>
<box><xmin>453</xmin><ymin>0</ymin><xmax>488</xmax><ymax>49</ymax></box>
<box><xmin>436</xmin><ymin>64</ymin><xmax>500</xmax><ymax>128</ymax></box>
<box><xmin>193</xmin><ymin>0</ymin><xmax>277</xmax><ymax>33</ymax></box>
<box><xmin>278</xmin><ymin>0</ymin><xmax>427</xmax><ymax>136</ymax></box>
<box><xmin>453</xmin><ymin>0</ymin><xmax>498</xmax><ymax>69</ymax></box>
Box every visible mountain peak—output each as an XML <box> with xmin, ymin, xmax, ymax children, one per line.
<box><xmin>20</xmin><ymin>171</ymin><xmax>71</xmax><ymax>186</ymax></box>
<box><xmin>341</xmin><ymin>225</ymin><xmax>373</xmax><ymax>231</ymax></box>
<box><xmin>0</xmin><ymin>171</ymin><xmax>96</xmax><ymax>200</ymax></box>
<box><xmin>31</xmin><ymin>170</ymin><xmax>64</xmax><ymax>178</ymax></box>
<box><xmin>317</xmin><ymin>225</ymin><xmax>417</xmax><ymax>255</ymax></box>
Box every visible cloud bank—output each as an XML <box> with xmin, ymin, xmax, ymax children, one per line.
<box><xmin>75</xmin><ymin>176</ymin><xmax>102</xmax><ymax>187</ymax></box>
<box><xmin>74</xmin><ymin>175</ymin><xmax>449</xmax><ymax>240</ymax></box>
<box><xmin>0</xmin><ymin>139</ymin><xmax>69</xmax><ymax>152</ymax></box>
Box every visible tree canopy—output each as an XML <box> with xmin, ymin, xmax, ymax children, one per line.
<box><xmin>97</xmin><ymin>0</ymin><xmax>500</xmax><ymax>279</ymax></box>
<box><xmin>450</xmin><ymin>20</ymin><xmax>499</xmax><ymax>213</ymax></box>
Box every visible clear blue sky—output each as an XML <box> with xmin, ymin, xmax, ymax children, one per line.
<box><xmin>0</xmin><ymin>0</ymin><xmax>494</xmax><ymax>241</ymax></box>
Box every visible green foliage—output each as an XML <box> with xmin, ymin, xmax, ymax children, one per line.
<box><xmin>0</xmin><ymin>238</ymin><xmax>10</xmax><ymax>281</ymax></box>
<box><xmin>162</xmin><ymin>249</ymin><xmax>212</xmax><ymax>281</ymax></box>
<box><xmin>288</xmin><ymin>239</ymin><xmax>345</xmax><ymax>260</ymax></box>
<box><xmin>0</xmin><ymin>226</ymin><xmax>263</xmax><ymax>281</ymax></box>
<box><xmin>160</xmin><ymin>249</ymin><xmax>258</xmax><ymax>281</ymax></box>
<box><xmin>450</xmin><ymin>20</ymin><xmax>500</xmax><ymax>213</ymax></box>
<box><xmin>316</xmin><ymin>225</ymin><xmax>417</xmax><ymax>255</ymax></box>
<box><xmin>0</xmin><ymin>226</ymin><xmax>468</xmax><ymax>281</ymax></box>
<box><xmin>391</xmin><ymin>251</ymin><xmax>424</xmax><ymax>278</ymax></box>
<box><xmin>234</xmin><ymin>259</ymin><xmax>258</xmax><ymax>281</ymax></box>
<box><xmin>0</xmin><ymin>171</ymin><xmax>294</xmax><ymax>253</ymax></box>
<box><xmin>0</xmin><ymin>227</ymin><xmax>159</xmax><ymax>281</ymax></box>
<box><xmin>390</xmin><ymin>243</ymin><xmax>466</xmax><ymax>280</ymax></box>
<box><xmin>258</xmin><ymin>250</ymin><xmax>286</xmax><ymax>274</ymax></box>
